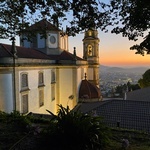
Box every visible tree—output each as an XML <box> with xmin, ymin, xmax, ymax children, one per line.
<box><xmin>0</xmin><ymin>0</ymin><xmax>110</xmax><ymax>39</ymax></box>
<box><xmin>108</xmin><ymin>0</ymin><xmax>150</xmax><ymax>55</ymax></box>
<box><xmin>1</xmin><ymin>1</ymin><xmax>149</xmax><ymax>55</ymax></box>
<box><xmin>127</xmin><ymin>81</ymin><xmax>140</xmax><ymax>91</ymax></box>
<box><xmin>138</xmin><ymin>69</ymin><xmax>150</xmax><ymax>88</ymax></box>
<box><xmin>115</xmin><ymin>82</ymin><xmax>140</xmax><ymax>97</ymax></box>
<box><xmin>130</xmin><ymin>84</ymin><xmax>140</xmax><ymax>91</ymax></box>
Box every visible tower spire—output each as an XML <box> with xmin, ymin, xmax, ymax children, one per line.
<box><xmin>82</xmin><ymin>28</ymin><xmax>100</xmax><ymax>87</ymax></box>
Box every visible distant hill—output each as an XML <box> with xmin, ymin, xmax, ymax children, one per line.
<box><xmin>100</xmin><ymin>65</ymin><xmax>149</xmax><ymax>74</ymax></box>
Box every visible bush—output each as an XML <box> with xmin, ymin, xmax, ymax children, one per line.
<box><xmin>7</xmin><ymin>111</ymin><xmax>31</xmax><ymax>132</ymax></box>
<box><xmin>42</xmin><ymin>105</ymin><xmax>111</xmax><ymax>150</ymax></box>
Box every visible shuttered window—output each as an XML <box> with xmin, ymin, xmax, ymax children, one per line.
<box><xmin>39</xmin><ymin>89</ymin><xmax>44</xmax><ymax>107</ymax></box>
<box><xmin>22</xmin><ymin>94</ymin><xmax>28</xmax><ymax>114</ymax></box>
<box><xmin>21</xmin><ymin>74</ymin><xmax>28</xmax><ymax>89</ymax></box>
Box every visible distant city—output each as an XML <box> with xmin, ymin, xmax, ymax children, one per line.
<box><xmin>99</xmin><ymin>65</ymin><xmax>149</xmax><ymax>98</ymax></box>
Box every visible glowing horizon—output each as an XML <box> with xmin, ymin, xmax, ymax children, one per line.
<box><xmin>69</xmin><ymin>30</ymin><xmax>150</xmax><ymax>67</ymax></box>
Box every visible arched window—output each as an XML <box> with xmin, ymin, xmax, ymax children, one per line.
<box><xmin>51</xmin><ymin>69</ymin><xmax>56</xmax><ymax>83</ymax></box>
<box><xmin>21</xmin><ymin>73</ymin><xmax>28</xmax><ymax>89</ymax></box>
<box><xmin>38</xmin><ymin>72</ymin><xmax>44</xmax><ymax>86</ymax></box>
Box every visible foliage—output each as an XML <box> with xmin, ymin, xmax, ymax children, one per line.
<box><xmin>43</xmin><ymin>105</ymin><xmax>111</xmax><ymax>150</ymax></box>
<box><xmin>115</xmin><ymin>82</ymin><xmax>140</xmax><ymax>96</ymax></box>
<box><xmin>109</xmin><ymin>0</ymin><xmax>150</xmax><ymax>55</ymax></box>
<box><xmin>0</xmin><ymin>110</ymin><xmax>31</xmax><ymax>132</ymax></box>
<box><xmin>126</xmin><ymin>81</ymin><xmax>140</xmax><ymax>91</ymax></box>
<box><xmin>138</xmin><ymin>69</ymin><xmax>150</xmax><ymax>88</ymax></box>
<box><xmin>0</xmin><ymin>0</ymin><xmax>149</xmax><ymax>55</ymax></box>
<box><xmin>0</xmin><ymin>110</ymin><xmax>150</xmax><ymax>149</ymax></box>
<box><xmin>0</xmin><ymin>0</ymin><xmax>110</xmax><ymax>39</ymax></box>
<box><xmin>0</xmin><ymin>111</ymin><xmax>31</xmax><ymax>149</ymax></box>
<box><xmin>8</xmin><ymin>111</ymin><xmax>31</xmax><ymax>132</ymax></box>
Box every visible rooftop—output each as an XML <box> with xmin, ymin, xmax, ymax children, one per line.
<box><xmin>76</xmin><ymin>99</ymin><xmax>150</xmax><ymax>132</ymax></box>
<box><xmin>126</xmin><ymin>87</ymin><xmax>150</xmax><ymax>101</ymax></box>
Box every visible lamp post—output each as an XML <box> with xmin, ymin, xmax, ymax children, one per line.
<box><xmin>11</xmin><ymin>37</ymin><xmax>17</xmax><ymax>111</ymax></box>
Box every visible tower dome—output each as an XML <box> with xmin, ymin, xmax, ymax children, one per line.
<box><xmin>79</xmin><ymin>74</ymin><xmax>102</xmax><ymax>102</ymax></box>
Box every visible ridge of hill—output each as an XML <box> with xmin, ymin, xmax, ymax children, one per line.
<box><xmin>100</xmin><ymin>65</ymin><xmax>149</xmax><ymax>74</ymax></box>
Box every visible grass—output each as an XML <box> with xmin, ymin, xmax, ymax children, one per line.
<box><xmin>105</xmin><ymin>128</ymin><xmax>150</xmax><ymax>150</ymax></box>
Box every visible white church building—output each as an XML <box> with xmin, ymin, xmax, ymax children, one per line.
<box><xmin>0</xmin><ymin>19</ymin><xmax>101</xmax><ymax>115</ymax></box>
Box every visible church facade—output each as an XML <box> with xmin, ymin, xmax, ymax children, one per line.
<box><xmin>0</xmin><ymin>20</ymin><xmax>101</xmax><ymax>115</ymax></box>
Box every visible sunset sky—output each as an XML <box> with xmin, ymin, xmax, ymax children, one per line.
<box><xmin>69</xmin><ymin>29</ymin><xmax>150</xmax><ymax>67</ymax></box>
<box><xmin>0</xmin><ymin>29</ymin><xmax>150</xmax><ymax>68</ymax></box>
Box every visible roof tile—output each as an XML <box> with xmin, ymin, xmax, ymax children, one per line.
<box><xmin>59</xmin><ymin>50</ymin><xmax>83</xmax><ymax>61</ymax></box>
<box><xmin>0</xmin><ymin>43</ymin><xmax>51</xmax><ymax>59</ymax></box>
<box><xmin>28</xmin><ymin>19</ymin><xmax>60</xmax><ymax>31</ymax></box>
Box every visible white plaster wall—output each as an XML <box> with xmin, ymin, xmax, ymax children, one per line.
<box><xmin>15</xmin><ymin>66</ymin><xmax>88</xmax><ymax>114</ymax></box>
<box><xmin>0</xmin><ymin>74</ymin><xmax>13</xmax><ymax>113</ymax></box>
<box><xmin>44</xmin><ymin>69</ymin><xmax>56</xmax><ymax>113</ymax></box>
<box><xmin>19</xmin><ymin>68</ymin><xmax>56</xmax><ymax>114</ymax></box>
<box><xmin>59</xmin><ymin>69</ymin><xmax>73</xmax><ymax>108</ymax></box>
<box><xmin>76</xmin><ymin>68</ymin><xmax>82</xmax><ymax>101</ymax></box>
<box><xmin>60</xmin><ymin>36</ymin><xmax>64</xmax><ymax>49</ymax></box>
<box><xmin>60</xmin><ymin>35</ymin><xmax>68</xmax><ymax>51</ymax></box>
<box><xmin>88</xmin><ymin>68</ymin><xmax>93</xmax><ymax>80</ymax></box>
<box><xmin>65</xmin><ymin>36</ymin><xmax>68</xmax><ymax>51</ymax></box>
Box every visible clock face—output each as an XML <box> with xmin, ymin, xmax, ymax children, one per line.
<box><xmin>87</xmin><ymin>44</ymin><xmax>92</xmax><ymax>56</ymax></box>
<box><xmin>50</xmin><ymin>35</ymin><xmax>56</xmax><ymax>44</ymax></box>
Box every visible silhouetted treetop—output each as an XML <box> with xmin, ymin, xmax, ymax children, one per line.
<box><xmin>0</xmin><ymin>0</ymin><xmax>149</xmax><ymax>55</ymax></box>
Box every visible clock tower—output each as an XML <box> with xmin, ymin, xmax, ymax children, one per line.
<box><xmin>83</xmin><ymin>28</ymin><xmax>100</xmax><ymax>87</ymax></box>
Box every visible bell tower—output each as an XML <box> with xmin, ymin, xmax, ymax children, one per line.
<box><xmin>83</xmin><ymin>28</ymin><xmax>100</xmax><ymax>87</ymax></box>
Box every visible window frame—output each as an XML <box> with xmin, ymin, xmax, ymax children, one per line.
<box><xmin>39</xmin><ymin>88</ymin><xmax>44</xmax><ymax>107</ymax></box>
<box><xmin>51</xmin><ymin>84</ymin><xmax>55</xmax><ymax>101</ymax></box>
<box><xmin>20</xmin><ymin>72</ymin><xmax>29</xmax><ymax>92</ymax></box>
<box><xmin>51</xmin><ymin>69</ymin><xmax>56</xmax><ymax>84</ymax></box>
<box><xmin>38</xmin><ymin>71</ymin><xmax>44</xmax><ymax>87</ymax></box>
<box><xmin>21</xmin><ymin>93</ymin><xmax>28</xmax><ymax>114</ymax></box>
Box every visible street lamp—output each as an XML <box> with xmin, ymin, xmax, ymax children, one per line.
<box><xmin>11</xmin><ymin>37</ymin><xmax>17</xmax><ymax>111</ymax></box>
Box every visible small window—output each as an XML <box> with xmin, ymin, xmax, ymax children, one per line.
<box><xmin>39</xmin><ymin>89</ymin><xmax>44</xmax><ymax>107</ymax></box>
<box><xmin>51</xmin><ymin>69</ymin><xmax>56</xmax><ymax>83</ymax></box>
<box><xmin>88</xmin><ymin>30</ymin><xmax>92</xmax><ymax>36</ymax></box>
<box><xmin>22</xmin><ymin>94</ymin><xmax>28</xmax><ymax>114</ymax></box>
<box><xmin>51</xmin><ymin>84</ymin><xmax>55</xmax><ymax>101</ymax></box>
<box><xmin>21</xmin><ymin>73</ymin><xmax>28</xmax><ymax>89</ymax></box>
<box><xmin>39</xmin><ymin>72</ymin><xmax>44</xmax><ymax>86</ymax></box>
